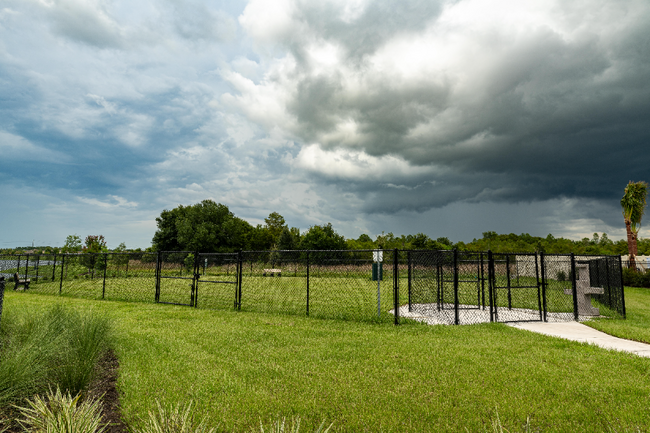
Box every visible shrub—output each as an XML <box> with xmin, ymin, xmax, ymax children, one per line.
<box><xmin>16</xmin><ymin>387</ymin><xmax>106</xmax><ymax>433</ymax></box>
<box><xmin>137</xmin><ymin>401</ymin><xmax>216</xmax><ymax>433</ymax></box>
<box><xmin>622</xmin><ymin>268</ymin><xmax>650</xmax><ymax>288</ymax></box>
<box><xmin>0</xmin><ymin>305</ymin><xmax>112</xmax><ymax>413</ymax></box>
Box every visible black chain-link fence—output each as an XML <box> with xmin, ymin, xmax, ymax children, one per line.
<box><xmin>1</xmin><ymin>250</ymin><xmax>624</xmax><ymax>325</ymax></box>
<box><xmin>402</xmin><ymin>251</ymin><xmax>625</xmax><ymax>325</ymax></box>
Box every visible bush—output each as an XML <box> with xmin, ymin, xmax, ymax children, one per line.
<box><xmin>622</xmin><ymin>267</ymin><xmax>650</xmax><ymax>288</ymax></box>
<box><xmin>0</xmin><ymin>305</ymin><xmax>112</xmax><ymax>417</ymax></box>
<box><xmin>138</xmin><ymin>401</ymin><xmax>216</xmax><ymax>433</ymax></box>
<box><xmin>16</xmin><ymin>387</ymin><xmax>106</xmax><ymax>433</ymax></box>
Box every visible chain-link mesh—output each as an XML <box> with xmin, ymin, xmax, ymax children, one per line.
<box><xmin>586</xmin><ymin>256</ymin><xmax>625</xmax><ymax>317</ymax></box>
<box><xmin>196</xmin><ymin>253</ymin><xmax>239</xmax><ymax>310</ymax></box>
<box><xmin>539</xmin><ymin>254</ymin><xmax>577</xmax><ymax>321</ymax></box>
<box><xmin>0</xmin><ymin>250</ymin><xmax>626</xmax><ymax>325</ymax></box>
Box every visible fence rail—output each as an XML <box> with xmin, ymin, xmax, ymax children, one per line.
<box><xmin>1</xmin><ymin>250</ymin><xmax>625</xmax><ymax>325</ymax></box>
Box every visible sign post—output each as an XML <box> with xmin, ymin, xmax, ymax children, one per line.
<box><xmin>373</xmin><ymin>250</ymin><xmax>383</xmax><ymax>318</ymax></box>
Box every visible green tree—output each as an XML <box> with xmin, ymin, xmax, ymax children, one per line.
<box><xmin>62</xmin><ymin>235</ymin><xmax>82</xmax><ymax>253</ymax></box>
<box><xmin>80</xmin><ymin>235</ymin><xmax>107</xmax><ymax>273</ymax></box>
<box><xmin>298</xmin><ymin>223</ymin><xmax>347</xmax><ymax>250</ymax></box>
<box><xmin>264</xmin><ymin>212</ymin><xmax>286</xmax><ymax>245</ymax></box>
<box><xmin>111</xmin><ymin>242</ymin><xmax>130</xmax><ymax>267</ymax></box>
<box><xmin>621</xmin><ymin>181</ymin><xmax>648</xmax><ymax>270</ymax></box>
<box><xmin>247</xmin><ymin>224</ymin><xmax>275</xmax><ymax>251</ymax></box>
<box><xmin>152</xmin><ymin>200</ymin><xmax>253</xmax><ymax>252</ymax></box>
<box><xmin>277</xmin><ymin>226</ymin><xmax>300</xmax><ymax>250</ymax></box>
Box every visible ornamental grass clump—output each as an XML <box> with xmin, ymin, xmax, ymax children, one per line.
<box><xmin>16</xmin><ymin>387</ymin><xmax>106</xmax><ymax>433</ymax></box>
<box><xmin>138</xmin><ymin>401</ymin><xmax>217</xmax><ymax>433</ymax></box>
<box><xmin>0</xmin><ymin>304</ymin><xmax>112</xmax><ymax>425</ymax></box>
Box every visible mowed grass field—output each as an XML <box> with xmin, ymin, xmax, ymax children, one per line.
<box><xmin>3</xmin><ymin>287</ymin><xmax>650</xmax><ymax>432</ymax></box>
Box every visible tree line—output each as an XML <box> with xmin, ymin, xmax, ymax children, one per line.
<box><xmin>146</xmin><ymin>199</ymin><xmax>650</xmax><ymax>255</ymax></box>
<box><xmin>1</xmin><ymin>190</ymin><xmax>647</xmax><ymax>257</ymax></box>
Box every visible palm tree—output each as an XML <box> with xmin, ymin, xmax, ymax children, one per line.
<box><xmin>621</xmin><ymin>181</ymin><xmax>648</xmax><ymax>270</ymax></box>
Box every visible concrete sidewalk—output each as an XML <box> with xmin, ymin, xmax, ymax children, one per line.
<box><xmin>507</xmin><ymin>321</ymin><xmax>650</xmax><ymax>358</ymax></box>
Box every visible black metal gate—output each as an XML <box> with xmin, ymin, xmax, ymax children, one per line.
<box><xmin>195</xmin><ymin>253</ymin><xmax>241</xmax><ymax>310</ymax></box>
<box><xmin>155</xmin><ymin>251</ymin><xmax>197</xmax><ymax>306</ymax></box>
<box><xmin>490</xmin><ymin>253</ymin><xmax>543</xmax><ymax>322</ymax></box>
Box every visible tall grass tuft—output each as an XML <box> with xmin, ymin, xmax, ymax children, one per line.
<box><xmin>0</xmin><ymin>305</ymin><xmax>112</xmax><ymax>413</ymax></box>
<box><xmin>16</xmin><ymin>387</ymin><xmax>106</xmax><ymax>433</ymax></box>
<box><xmin>54</xmin><ymin>310</ymin><xmax>113</xmax><ymax>395</ymax></box>
<box><xmin>137</xmin><ymin>401</ymin><xmax>217</xmax><ymax>433</ymax></box>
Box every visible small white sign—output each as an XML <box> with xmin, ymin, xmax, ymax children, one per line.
<box><xmin>373</xmin><ymin>250</ymin><xmax>383</xmax><ymax>263</ymax></box>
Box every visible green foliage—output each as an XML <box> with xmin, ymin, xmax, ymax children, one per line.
<box><xmin>264</xmin><ymin>212</ymin><xmax>286</xmax><ymax>245</ymax></box>
<box><xmin>622</xmin><ymin>267</ymin><xmax>650</xmax><ymax>288</ymax></box>
<box><xmin>298</xmin><ymin>223</ymin><xmax>346</xmax><ymax>250</ymax></box>
<box><xmin>62</xmin><ymin>235</ymin><xmax>82</xmax><ymax>253</ymax></box>
<box><xmin>79</xmin><ymin>236</ymin><xmax>108</xmax><ymax>273</ymax></box>
<box><xmin>152</xmin><ymin>200</ymin><xmax>253</xmax><ymax>253</ymax></box>
<box><xmin>277</xmin><ymin>227</ymin><xmax>300</xmax><ymax>250</ymax></box>
<box><xmin>621</xmin><ymin>181</ymin><xmax>648</xmax><ymax>235</ymax></box>
<box><xmin>137</xmin><ymin>401</ymin><xmax>216</xmax><ymax>433</ymax></box>
<box><xmin>0</xmin><ymin>305</ymin><xmax>112</xmax><ymax>413</ymax></box>
<box><xmin>247</xmin><ymin>225</ymin><xmax>275</xmax><ymax>251</ymax></box>
<box><xmin>16</xmin><ymin>387</ymin><xmax>106</xmax><ymax>433</ymax></box>
<box><xmin>111</xmin><ymin>242</ymin><xmax>130</xmax><ymax>266</ymax></box>
<box><xmin>184</xmin><ymin>253</ymin><xmax>195</xmax><ymax>272</ymax></box>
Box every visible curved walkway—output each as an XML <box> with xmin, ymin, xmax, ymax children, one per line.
<box><xmin>507</xmin><ymin>321</ymin><xmax>650</xmax><ymax>358</ymax></box>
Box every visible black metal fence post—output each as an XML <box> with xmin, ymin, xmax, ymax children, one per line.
<box><xmin>192</xmin><ymin>252</ymin><xmax>200</xmax><ymax>307</ymax></box>
<box><xmin>570</xmin><ymin>253</ymin><xmax>579</xmax><ymax>321</ymax></box>
<box><xmin>453</xmin><ymin>249</ymin><xmax>459</xmax><ymax>325</ymax></box>
<box><xmin>35</xmin><ymin>255</ymin><xmax>40</xmax><ymax>283</ymax></box>
<box><xmin>102</xmin><ymin>254</ymin><xmax>107</xmax><ymax>299</ymax></box>
<box><xmin>534</xmin><ymin>252</ymin><xmax>542</xmax><ymax>321</ymax></box>
<box><xmin>52</xmin><ymin>254</ymin><xmax>57</xmax><ymax>281</ymax></box>
<box><xmin>0</xmin><ymin>277</ymin><xmax>5</xmax><ymax>324</ymax></box>
<box><xmin>59</xmin><ymin>255</ymin><xmax>65</xmax><ymax>294</ymax></box>
<box><xmin>480</xmin><ymin>252</ymin><xmax>486</xmax><ymax>309</ymax></box>
<box><xmin>24</xmin><ymin>255</ymin><xmax>30</xmax><ymax>288</ymax></box>
<box><xmin>306</xmin><ymin>251</ymin><xmax>310</xmax><ymax>316</ymax></box>
<box><xmin>488</xmin><ymin>250</ymin><xmax>495</xmax><ymax>322</ymax></box>
<box><xmin>155</xmin><ymin>251</ymin><xmax>161</xmax><ymax>302</ymax></box>
<box><xmin>506</xmin><ymin>254</ymin><xmax>512</xmax><ymax>310</ymax></box>
<box><xmin>16</xmin><ymin>255</ymin><xmax>21</xmax><ymax>288</ymax></box>
<box><xmin>237</xmin><ymin>250</ymin><xmax>243</xmax><ymax>310</ymax></box>
<box><xmin>407</xmin><ymin>250</ymin><xmax>412</xmax><ymax>312</ymax></box>
<box><xmin>394</xmin><ymin>248</ymin><xmax>399</xmax><ymax>325</ymax></box>
<box><xmin>540</xmin><ymin>252</ymin><xmax>547</xmax><ymax>322</ymax></box>
<box><xmin>618</xmin><ymin>255</ymin><xmax>626</xmax><ymax>318</ymax></box>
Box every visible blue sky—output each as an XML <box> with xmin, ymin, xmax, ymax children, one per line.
<box><xmin>1</xmin><ymin>0</ymin><xmax>649</xmax><ymax>249</ymax></box>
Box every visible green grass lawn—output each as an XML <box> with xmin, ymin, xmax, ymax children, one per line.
<box><xmin>587</xmin><ymin>286</ymin><xmax>650</xmax><ymax>344</ymax></box>
<box><xmin>3</xmin><ymin>289</ymin><xmax>650</xmax><ymax>432</ymax></box>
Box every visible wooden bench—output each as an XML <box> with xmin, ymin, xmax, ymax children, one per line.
<box><xmin>564</xmin><ymin>264</ymin><xmax>604</xmax><ymax>316</ymax></box>
<box><xmin>263</xmin><ymin>269</ymin><xmax>282</xmax><ymax>277</ymax></box>
<box><xmin>14</xmin><ymin>273</ymin><xmax>30</xmax><ymax>291</ymax></box>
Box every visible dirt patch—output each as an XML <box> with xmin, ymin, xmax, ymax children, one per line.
<box><xmin>88</xmin><ymin>349</ymin><xmax>127</xmax><ymax>433</ymax></box>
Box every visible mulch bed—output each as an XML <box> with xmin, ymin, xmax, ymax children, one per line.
<box><xmin>88</xmin><ymin>349</ymin><xmax>127</xmax><ymax>433</ymax></box>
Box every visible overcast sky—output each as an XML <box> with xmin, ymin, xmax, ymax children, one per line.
<box><xmin>1</xmin><ymin>0</ymin><xmax>649</xmax><ymax>249</ymax></box>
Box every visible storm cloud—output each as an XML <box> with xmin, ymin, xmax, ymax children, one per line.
<box><xmin>1</xmin><ymin>0</ymin><xmax>648</xmax><ymax>248</ymax></box>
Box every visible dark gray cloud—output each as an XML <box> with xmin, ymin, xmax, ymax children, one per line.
<box><xmin>1</xmin><ymin>0</ymin><xmax>649</xmax><ymax>248</ymax></box>
<box><xmin>236</xmin><ymin>0</ymin><xmax>650</xmax><ymax>215</ymax></box>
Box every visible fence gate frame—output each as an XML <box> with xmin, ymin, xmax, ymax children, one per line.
<box><xmin>155</xmin><ymin>251</ymin><xmax>198</xmax><ymax>307</ymax></box>
<box><xmin>195</xmin><ymin>251</ymin><xmax>241</xmax><ymax>310</ymax></box>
